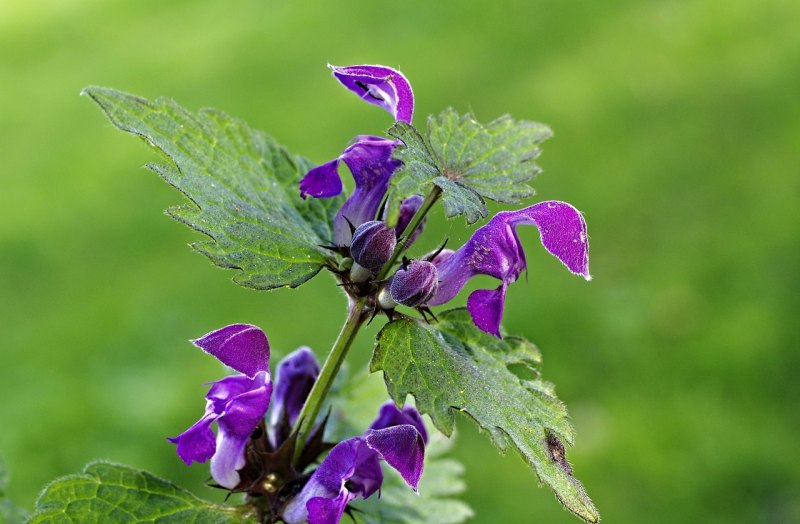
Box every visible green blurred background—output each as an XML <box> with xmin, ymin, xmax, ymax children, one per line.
<box><xmin>2</xmin><ymin>0</ymin><xmax>799</xmax><ymax>522</ymax></box>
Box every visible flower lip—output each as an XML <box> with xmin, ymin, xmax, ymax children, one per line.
<box><xmin>329</xmin><ymin>64</ymin><xmax>415</xmax><ymax>123</ymax></box>
<box><xmin>169</xmin><ymin>371</ymin><xmax>272</xmax><ymax>489</ymax></box>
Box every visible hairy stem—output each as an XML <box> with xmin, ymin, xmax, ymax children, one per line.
<box><xmin>291</xmin><ymin>185</ymin><xmax>441</xmax><ymax>464</ymax></box>
<box><xmin>292</xmin><ymin>299</ymin><xmax>367</xmax><ymax>462</ymax></box>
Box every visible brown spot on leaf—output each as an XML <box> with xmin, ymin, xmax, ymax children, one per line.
<box><xmin>546</xmin><ymin>432</ymin><xmax>573</xmax><ymax>475</ymax></box>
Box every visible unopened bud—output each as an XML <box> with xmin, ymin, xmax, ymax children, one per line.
<box><xmin>389</xmin><ymin>260</ymin><xmax>439</xmax><ymax>307</ymax></box>
<box><xmin>350</xmin><ymin>221</ymin><xmax>396</xmax><ymax>273</ymax></box>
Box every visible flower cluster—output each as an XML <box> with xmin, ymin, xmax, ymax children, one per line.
<box><xmin>170</xmin><ymin>323</ymin><xmax>426</xmax><ymax>523</ymax></box>
<box><xmin>167</xmin><ymin>63</ymin><xmax>592</xmax><ymax>524</ymax></box>
<box><xmin>300</xmin><ymin>64</ymin><xmax>591</xmax><ymax>337</ymax></box>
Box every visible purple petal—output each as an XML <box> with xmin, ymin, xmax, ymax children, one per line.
<box><xmin>282</xmin><ymin>437</ymin><xmax>383</xmax><ymax>524</ymax></box>
<box><xmin>210</xmin><ymin>431</ymin><xmax>248</xmax><ymax>489</ymax></box>
<box><xmin>365</xmin><ymin>425</ymin><xmax>425</xmax><ymax>491</ymax></box>
<box><xmin>430</xmin><ymin>201</ymin><xmax>590</xmax><ymax>336</ymax></box>
<box><xmin>284</xmin><ymin>415</ymin><xmax>425</xmax><ymax>523</ymax></box>
<box><xmin>391</xmin><ymin>194</ymin><xmax>426</xmax><ymax>248</ymax></box>
<box><xmin>191</xmin><ymin>324</ymin><xmax>270</xmax><ymax>377</ymax></box>
<box><xmin>330</xmin><ymin>64</ymin><xmax>414</xmax><ymax>123</ymax></box>
<box><xmin>466</xmin><ymin>285</ymin><xmax>508</xmax><ymax>338</ymax></box>
<box><xmin>167</xmin><ymin>413</ymin><xmax>216</xmax><ymax>465</ymax></box>
<box><xmin>523</xmin><ymin>201</ymin><xmax>591</xmax><ymax>280</ymax></box>
<box><xmin>333</xmin><ymin>136</ymin><xmax>402</xmax><ymax>245</ymax></box>
<box><xmin>306</xmin><ymin>492</ymin><xmax>354</xmax><ymax>524</ymax></box>
<box><xmin>370</xmin><ymin>402</ymin><xmax>429</xmax><ymax>444</ymax></box>
<box><xmin>299</xmin><ymin>158</ymin><xmax>343</xmax><ymax>199</ymax></box>
<box><xmin>211</xmin><ymin>371</ymin><xmax>271</xmax><ymax>488</ymax></box>
<box><xmin>169</xmin><ymin>371</ymin><xmax>271</xmax><ymax>486</ymax></box>
<box><xmin>269</xmin><ymin>347</ymin><xmax>319</xmax><ymax>445</ymax></box>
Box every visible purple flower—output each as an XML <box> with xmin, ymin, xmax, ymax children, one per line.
<box><xmin>168</xmin><ymin>324</ymin><xmax>272</xmax><ymax>489</ymax></box>
<box><xmin>283</xmin><ymin>404</ymin><xmax>426</xmax><ymax>524</ymax></box>
<box><xmin>329</xmin><ymin>64</ymin><xmax>414</xmax><ymax>123</ymax></box>
<box><xmin>268</xmin><ymin>346</ymin><xmax>320</xmax><ymax>447</ymax></box>
<box><xmin>300</xmin><ymin>136</ymin><xmax>402</xmax><ymax>246</ymax></box>
<box><xmin>300</xmin><ymin>65</ymin><xmax>425</xmax><ymax>250</ymax></box>
<box><xmin>429</xmin><ymin>201</ymin><xmax>591</xmax><ymax>337</ymax></box>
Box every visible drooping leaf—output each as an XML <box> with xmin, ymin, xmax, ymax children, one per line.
<box><xmin>29</xmin><ymin>462</ymin><xmax>255</xmax><ymax>523</ymax></box>
<box><xmin>83</xmin><ymin>87</ymin><xmax>343</xmax><ymax>290</ymax></box>
<box><xmin>387</xmin><ymin>108</ymin><xmax>551</xmax><ymax>224</ymax></box>
<box><xmin>372</xmin><ymin>308</ymin><xmax>598</xmax><ymax>523</ymax></box>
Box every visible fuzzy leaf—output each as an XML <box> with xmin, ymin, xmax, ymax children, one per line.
<box><xmin>372</xmin><ymin>308</ymin><xmax>598</xmax><ymax>523</ymax></box>
<box><xmin>29</xmin><ymin>462</ymin><xmax>255</xmax><ymax>523</ymax></box>
<box><xmin>387</xmin><ymin>108</ymin><xmax>551</xmax><ymax>224</ymax></box>
<box><xmin>83</xmin><ymin>87</ymin><xmax>342</xmax><ymax>290</ymax></box>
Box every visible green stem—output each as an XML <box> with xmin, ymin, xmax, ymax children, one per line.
<box><xmin>293</xmin><ymin>299</ymin><xmax>367</xmax><ymax>463</ymax></box>
<box><xmin>291</xmin><ymin>185</ymin><xmax>441</xmax><ymax>464</ymax></box>
<box><xmin>376</xmin><ymin>186</ymin><xmax>442</xmax><ymax>281</ymax></box>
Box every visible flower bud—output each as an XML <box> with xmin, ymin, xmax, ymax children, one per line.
<box><xmin>350</xmin><ymin>220</ymin><xmax>396</xmax><ymax>273</ymax></box>
<box><xmin>389</xmin><ymin>260</ymin><xmax>439</xmax><ymax>307</ymax></box>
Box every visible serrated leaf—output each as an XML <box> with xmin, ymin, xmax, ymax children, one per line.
<box><xmin>371</xmin><ymin>309</ymin><xmax>598</xmax><ymax>523</ymax></box>
<box><xmin>29</xmin><ymin>462</ymin><xmax>255</xmax><ymax>523</ymax></box>
<box><xmin>83</xmin><ymin>87</ymin><xmax>343</xmax><ymax>290</ymax></box>
<box><xmin>387</xmin><ymin>108</ymin><xmax>551</xmax><ymax>224</ymax></box>
<box><xmin>353</xmin><ymin>434</ymin><xmax>473</xmax><ymax>524</ymax></box>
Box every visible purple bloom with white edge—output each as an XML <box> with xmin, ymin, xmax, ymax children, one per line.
<box><xmin>330</xmin><ymin>64</ymin><xmax>414</xmax><ymax>123</ymax></box>
<box><xmin>299</xmin><ymin>135</ymin><xmax>402</xmax><ymax>246</ymax></box>
<box><xmin>283</xmin><ymin>404</ymin><xmax>426</xmax><ymax>524</ymax></box>
<box><xmin>268</xmin><ymin>346</ymin><xmax>320</xmax><ymax>447</ymax></box>
<box><xmin>168</xmin><ymin>324</ymin><xmax>272</xmax><ymax>489</ymax></box>
<box><xmin>429</xmin><ymin>201</ymin><xmax>591</xmax><ymax>337</ymax></box>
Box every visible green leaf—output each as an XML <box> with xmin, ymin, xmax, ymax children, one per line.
<box><xmin>82</xmin><ymin>87</ymin><xmax>343</xmax><ymax>290</ymax></box>
<box><xmin>387</xmin><ymin>108</ymin><xmax>551</xmax><ymax>224</ymax></box>
<box><xmin>353</xmin><ymin>433</ymin><xmax>474</xmax><ymax>524</ymax></box>
<box><xmin>29</xmin><ymin>462</ymin><xmax>255</xmax><ymax>523</ymax></box>
<box><xmin>371</xmin><ymin>309</ymin><xmax>599</xmax><ymax>523</ymax></box>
